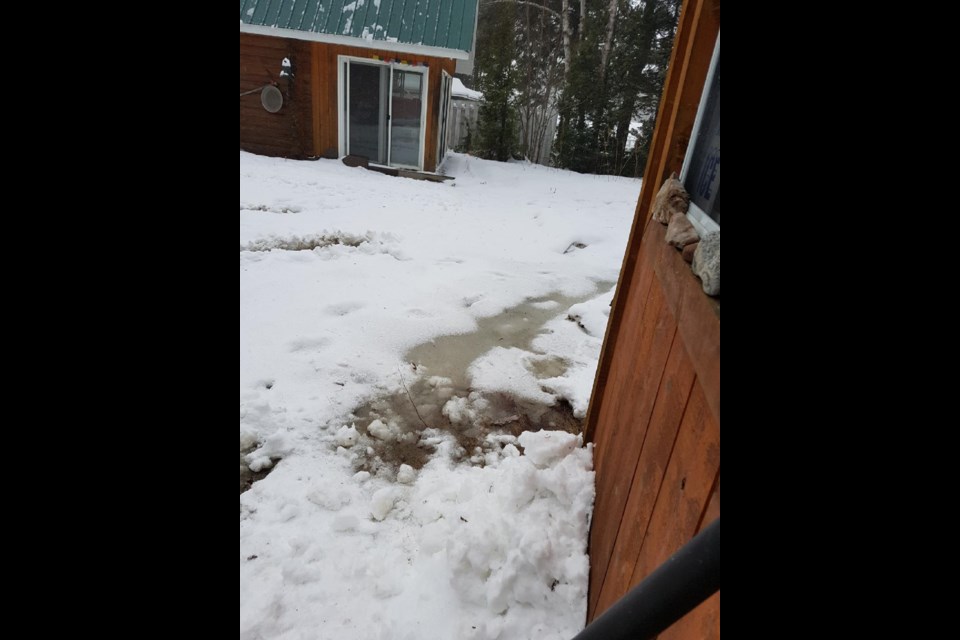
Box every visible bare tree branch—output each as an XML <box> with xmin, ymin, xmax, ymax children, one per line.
<box><xmin>481</xmin><ymin>0</ymin><xmax>563</xmax><ymax>20</ymax></box>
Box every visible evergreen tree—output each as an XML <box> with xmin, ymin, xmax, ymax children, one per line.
<box><xmin>474</xmin><ymin>3</ymin><xmax>519</xmax><ymax>161</ymax></box>
<box><xmin>470</xmin><ymin>0</ymin><xmax>678</xmax><ymax>173</ymax></box>
<box><xmin>609</xmin><ymin>0</ymin><xmax>681</xmax><ymax>176</ymax></box>
<box><xmin>554</xmin><ymin>0</ymin><xmax>680</xmax><ymax>176</ymax></box>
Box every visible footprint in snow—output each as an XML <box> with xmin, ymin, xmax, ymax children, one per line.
<box><xmin>324</xmin><ymin>302</ymin><xmax>365</xmax><ymax>317</ymax></box>
<box><xmin>288</xmin><ymin>336</ymin><xmax>333</xmax><ymax>352</ymax></box>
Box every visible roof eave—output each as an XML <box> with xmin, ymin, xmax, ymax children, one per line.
<box><xmin>239</xmin><ymin>23</ymin><xmax>470</xmax><ymax>60</ymax></box>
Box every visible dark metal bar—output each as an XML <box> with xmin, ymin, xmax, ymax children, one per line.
<box><xmin>573</xmin><ymin>517</ymin><xmax>720</xmax><ymax>640</ymax></box>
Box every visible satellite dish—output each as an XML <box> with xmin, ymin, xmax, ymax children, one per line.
<box><xmin>261</xmin><ymin>86</ymin><xmax>283</xmax><ymax>113</ymax></box>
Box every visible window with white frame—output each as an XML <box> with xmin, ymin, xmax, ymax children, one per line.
<box><xmin>682</xmin><ymin>34</ymin><xmax>720</xmax><ymax>236</ymax></box>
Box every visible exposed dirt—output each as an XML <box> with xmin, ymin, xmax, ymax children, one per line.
<box><xmin>345</xmin><ymin>377</ymin><xmax>582</xmax><ymax>475</ymax></box>
<box><xmin>240</xmin><ymin>232</ymin><xmax>366</xmax><ymax>253</ymax></box>
<box><xmin>240</xmin><ymin>447</ymin><xmax>274</xmax><ymax>495</ymax></box>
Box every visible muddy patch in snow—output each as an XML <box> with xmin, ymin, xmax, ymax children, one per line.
<box><xmin>339</xmin><ymin>286</ymin><xmax>609</xmax><ymax>475</ymax></box>
<box><xmin>240</xmin><ymin>203</ymin><xmax>303</xmax><ymax>214</ymax></box>
<box><xmin>345</xmin><ymin>381</ymin><xmax>582</xmax><ymax>475</ymax></box>
<box><xmin>240</xmin><ymin>232</ymin><xmax>367</xmax><ymax>253</ymax></box>
<box><xmin>239</xmin><ymin>446</ymin><xmax>274</xmax><ymax>495</ymax></box>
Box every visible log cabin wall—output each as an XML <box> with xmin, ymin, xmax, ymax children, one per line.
<box><xmin>240</xmin><ymin>33</ymin><xmax>315</xmax><ymax>159</ymax></box>
<box><xmin>584</xmin><ymin>0</ymin><xmax>721</xmax><ymax>637</ymax></box>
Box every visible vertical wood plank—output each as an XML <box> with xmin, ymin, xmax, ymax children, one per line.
<box><xmin>699</xmin><ymin>474</ymin><xmax>720</xmax><ymax>533</ymax></box>
<box><xmin>588</xmin><ymin>280</ymin><xmax>678</xmax><ymax>619</ymax></box>
<box><xmin>593</xmin><ymin>333</ymin><xmax>696</xmax><ymax>617</ymax></box>
<box><xmin>629</xmin><ymin>382</ymin><xmax>720</xmax><ymax>587</ymax></box>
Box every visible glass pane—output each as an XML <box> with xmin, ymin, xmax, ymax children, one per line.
<box><xmin>390</xmin><ymin>70</ymin><xmax>424</xmax><ymax>168</ymax></box>
<box><xmin>348</xmin><ymin>63</ymin><xmax>387</xmax><ymax>164</ymax></box>
<box><xmin>437</xmin><ymin>76</ymin><xmax>450</xmax><ymax>164</ymax></box>
<box><xmin>684</xmin><ymin>56</ymin><xmax>720</xmax><ymax>225</ymax></box>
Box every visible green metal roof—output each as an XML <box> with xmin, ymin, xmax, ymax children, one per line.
<box><xmin>239</xmin><ymin>0</ymin><xmax>478</xmax><ymax>56</ymax></box>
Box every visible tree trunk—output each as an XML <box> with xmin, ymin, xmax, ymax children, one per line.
<box><xmin>580</xmin><ymin>0</ymin><xmax>586</xmax><ymax>42</ymax></box>
<box><xmin>561</xmin><ymin>0</ymin><xmax>573</xmax><ymax>79</ymax></box>
<box><xmin>600</xmin><ymin>0</ymin><xmax>619</xmax><ymax>75</ymax></box>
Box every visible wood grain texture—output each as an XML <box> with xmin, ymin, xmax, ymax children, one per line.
<box><xmin>592</xmin><ymin>332</ymin><xmax>696</xmax><ymax>616</ymax></box>
<box><xmin>240</xmin><ymin>33</ymin><xmax>314</xmax><ymax>159</ymax></box>
<box><xmin>628</xmin><ymin>383</ymin><xmax>719</xmax><ymax>588</ymax></box>
<box><xmin>588</xmin><ymin>239</ymin><xmax>678</xmax><ymax>617</ymax></box>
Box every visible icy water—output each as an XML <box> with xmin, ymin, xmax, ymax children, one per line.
<box><xmin>406</xmin><ymin>289</ymin><xmax>607</xmax><ymax>390</ymax></box>
<box><xmin>347</xmin><ymin>283</ymin><xmax>614</xmax><ymax>473</ymax></box>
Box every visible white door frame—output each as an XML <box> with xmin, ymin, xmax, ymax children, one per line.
<box><xmin>337</xmin><ymin>55</ymin><xmax>430</xmax><ymax>171</ymax></box>
<box><xmin>436</xmin><ymin>71</ymin><xmax>453</xmax><ymax>168</ymax></box>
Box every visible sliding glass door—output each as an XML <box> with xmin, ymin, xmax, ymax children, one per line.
<box><xmin>342</xmin><ymin>59</ymin><xmax>426</xmax><ymax>170</ymax></box>
<box><xmin>347</xmin><ymin>63</ymin><xmax>388</xmax><ymax>165</ymax></box>
<box><xmin>390</xmin><ymin>70</ymin><xmax>424</xmax><ymax>168</ymax></box>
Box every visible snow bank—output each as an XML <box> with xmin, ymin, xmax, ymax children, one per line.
<box><xmin>532</xmin><ymin>289</ymin><xmax>617</xmax><ymax>417</ymax></box>
<box><xmin>241</xmin><ymin>431</ymin><xmax>594</xmax><ymax>639</ymax></box>
<box><xmin>431</xmin><ymin>431</ymin><xmax>595</xmax><ymax>636</ymax></box>
<box><xmin>452</xmin><ymin>77</ymin><xmax>484</xmax><ymax>101</ymax></box>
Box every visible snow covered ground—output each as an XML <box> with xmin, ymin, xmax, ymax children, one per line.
<box><xmin>240</xmin><ymin>152</ymin><xmax>640</xmax><ymax>639</ymax></box>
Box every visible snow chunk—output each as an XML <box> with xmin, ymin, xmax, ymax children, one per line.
<box><xmin>452</xmin><ymin>78</ymin><xmax>483</xmax><ymax>101</ymax></box>
<box><xmin>397</xmin><ymin>464</ymin><xmax>417</xmax><ymax>484</ymax></box>
<box><xmin>367</xmin><ymin>419</ymin><xmax>396</xmax><ymax>441</ymax></box>
<box><xmin>443</xmin><ymin>392</ymin><xmax>490</xmax><ymax>425</ymax></box>
<box><xmin>566</xmin><ymin>294</ymin><xmax>613</xmax><ymax>338</ymax></box>
<box><xmin>335</xmin><ymin>424</ymin><xmax>360</xmax><ymax>447</ymax></box>
<box><xmin>244</xmin><ymin>430</ymin><xmax>293</xmax><ymax>471</ymax></box>
<box><xmin>518</xmin><ymin>431</ymin><xmax>581</xmax><ymax>469</ymax></box>
<box><xmin>371</xmin><ymin>487</ymin><xmax>401</xmax><ymax>521</ymax></box>
<box><xmin>248</xmin><ymin>457</ymin><xmax>273</xmax><ymax>472</ymax></box>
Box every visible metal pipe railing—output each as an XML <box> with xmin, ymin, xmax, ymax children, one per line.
<box><xmin>573</xmin><ymin>517</ymin><xmax>720</xmax><ymax>640</ymax></box>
